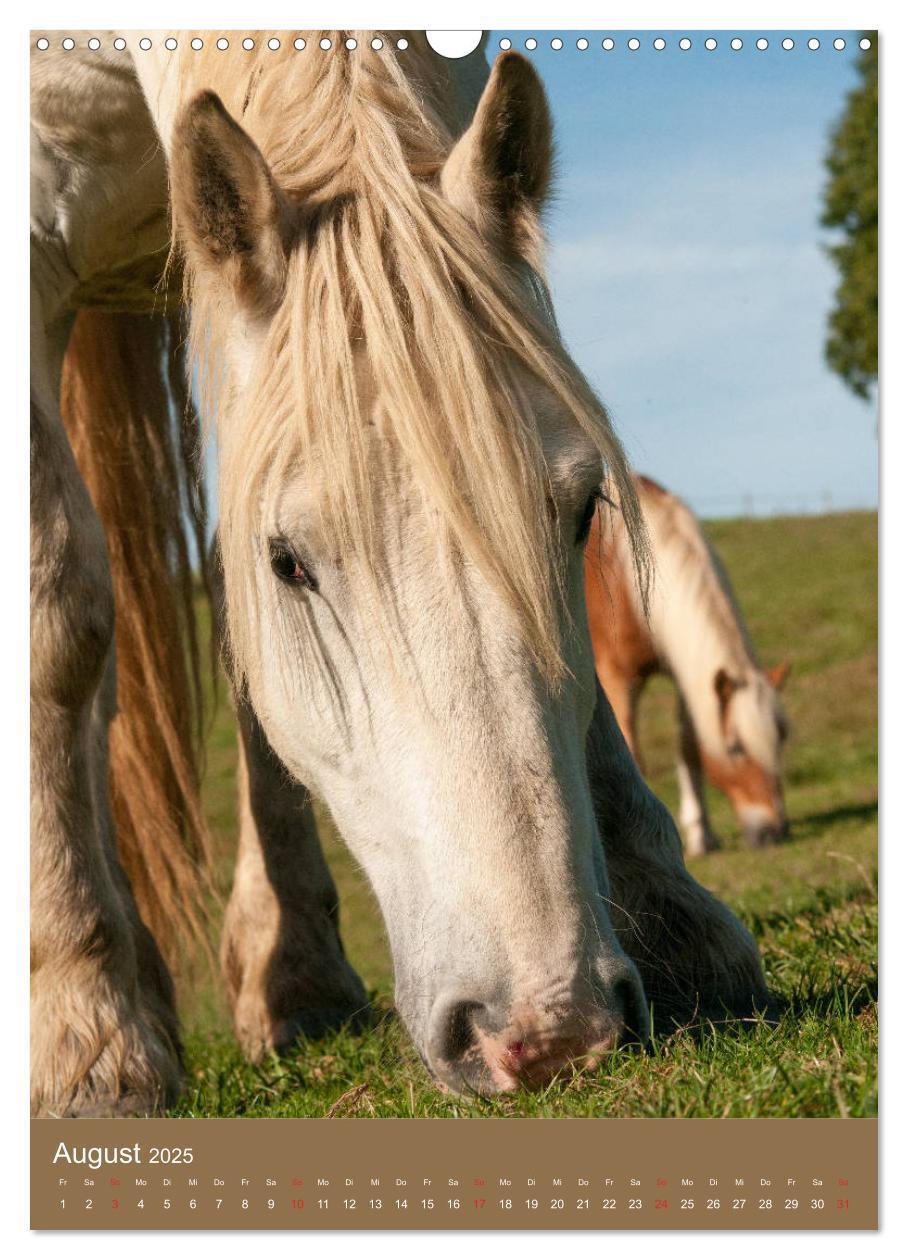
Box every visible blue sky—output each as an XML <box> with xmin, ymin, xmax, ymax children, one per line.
<box><xmin>493</xmin><ymin>31</ymin><xmax>877</xmax><ymax>518</ymax></box>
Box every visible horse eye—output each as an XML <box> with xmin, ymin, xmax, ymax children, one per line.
<box><xmin>576</xmin><ymin>490</ymin><xmax>601</xmax><ymax>545</ymax></box>
<box><xmin>268</xmin><ymin>539</ymin><xmax>317</xmax><ymax>590</ymax></box>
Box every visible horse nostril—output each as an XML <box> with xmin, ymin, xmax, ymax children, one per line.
<box><xmin>430</xmin><ymin>998</ymin><xmax>492</xmax><ymax>1069</ymax></box>
<box><xmin>614</xmin><ymin>971</ymin><xmax>648</xmax><ymax>1043</ymax></box>
<box><xmin>447</xmin><ymin>1001</ymin><xmax>480</xmax><ymax>1059</ymax></box>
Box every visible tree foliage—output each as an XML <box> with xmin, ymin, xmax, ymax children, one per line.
<box><xmin>821</xmin><ymin>36</ymin><xmax>878</xmax><ymax>400</ymax></box>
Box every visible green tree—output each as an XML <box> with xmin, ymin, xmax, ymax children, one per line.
<box><xmin>821</xmin><ymin>35</ymin><xmax>878</xmax><ymax>400</ymax></box>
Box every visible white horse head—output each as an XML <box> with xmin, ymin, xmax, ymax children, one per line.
<box><xmin>170</xmin><ymin>48</ymin><xmax>651</xmax><ymax>1092</ymax></box>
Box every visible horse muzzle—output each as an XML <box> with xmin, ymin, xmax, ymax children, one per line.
<box><xmin>424</xmin><ymin>966</ymin><xmax>647</xmax><ymax>1095</ymax></box>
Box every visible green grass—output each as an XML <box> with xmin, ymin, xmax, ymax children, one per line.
<box><xmin>173</xmin><ymin>511</ymin><xmax>877</xmax><ymax>1118</ymax></box>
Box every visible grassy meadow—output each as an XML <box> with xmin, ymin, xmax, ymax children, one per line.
<box><xmin>172</xmin><ymin>510</ymin><xmax>877</xmax><ymax>1118</ymax></box>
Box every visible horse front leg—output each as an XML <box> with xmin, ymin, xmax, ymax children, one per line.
<box><xmin>587</xmin><ymin>682</ymin><xmax>773</xmax><ymax>1031</ymax></box>
<box><xmin>677</xmin><ymin>696</ymin><xmax>722</xmax><ymax>857</ymax></box>
<box><xmin>220</xmin><ymin>699</ymin><xmax>370</xmax><ymax>1060</ymax></box>
<box><xmin>30</xmin><ymin>391</ymin><xmax>181</xmax><ymax>1116</ymax></box>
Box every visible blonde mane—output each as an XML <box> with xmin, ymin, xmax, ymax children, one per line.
<box><xmin>644</xmin><ymin>482</ymin><xmax>755</xmax><ymax>662</ymax></box>
<box><xmin>162</xmin><ymin>32</ymin><xmax>647</xmax><ymax>689</ymax></box>
<box><xmin>636</xmin><ymin>479</ymin><xmax>784</xmax><ymax>767</ymax></box>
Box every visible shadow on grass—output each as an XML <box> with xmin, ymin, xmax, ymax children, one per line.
<box><xmin>648</xmin><ymin>998</ymin><xmax>781</xmax><ymax>1049</ymax></box>
<box><xmin>780</xmin><ymin>976</ymin><xmax>877</xmax><ymax>1023</ymax></box>
<box><xmin>796</xmin><ymin>800</ymin><xmax>878</xmax><ymax>830</ymax></box>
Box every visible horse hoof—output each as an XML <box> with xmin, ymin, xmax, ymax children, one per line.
<box><xmin>31</xmin><ymin>1043</ymin><xmax>182</xmax><ymax>1118</ymax></box>
<box><xmin>232</xmin><ymin>980</ymin><xmax>372</xmax><ymax>1063</ymax></box>
<box><xmin>35</xmin><ymin>1087</ymin><xmax>178</xmax><ymax>1119</ymax></box>
<box><xmin>683</xmin><ymin>827</ymin><xmax>723</xmax><ymax>858</ymax></box>
<box><xmin>272</xmin><ymin>1001</ymin><xmax>373</xmax><ymax>1049</ymax></box>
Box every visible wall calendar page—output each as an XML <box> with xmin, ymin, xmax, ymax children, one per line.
<box><xmin>28</xmin><ymin>19</ymin><xmax>879</xmax><ymax>1238</ymax></box>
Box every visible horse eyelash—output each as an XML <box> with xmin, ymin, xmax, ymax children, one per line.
<box><xmin>575</xmin><ymin>489</ymin><xmax>604</xmax><ymax>546</ymax></box>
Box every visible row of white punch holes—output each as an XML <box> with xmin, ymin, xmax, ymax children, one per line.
<box><xmin>34</xmin><ymin>33</ymin><xmax>874</xmax><ymax>54</ymax></box>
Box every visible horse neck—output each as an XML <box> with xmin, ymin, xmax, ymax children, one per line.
<box><xmin>642</xmin><ymin>488</ymin><xmax>757</xmax><ymax>750</ymax></box>
<box><xmin>31</xmin><ymin>43</ymin><xmax>172</xmax><ymax>316</ymax></box>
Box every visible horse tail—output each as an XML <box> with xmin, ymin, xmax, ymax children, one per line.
<box><xmin>60</xmin><ymin>308</ymin><xmax>214</xmax><ymax>967</ymax></box>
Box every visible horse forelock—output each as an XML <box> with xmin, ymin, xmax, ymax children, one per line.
<box><xmin>170</xmin><ymin>32</ymin><xmax>646</xmax><ymax>693</ymax></box>
<box><xmin>729</xmin><ymin>675</ymin><xmax>787</xmax><ymax>775</ymax></box>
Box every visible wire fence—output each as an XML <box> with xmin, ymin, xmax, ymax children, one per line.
<box><xmin>691</xmin><ymin>490</ymin><xmax>877</xmax><ymax>521</ymax></box>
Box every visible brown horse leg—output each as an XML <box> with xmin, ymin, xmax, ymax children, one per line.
<box><xmin>587</xmin><ymin>682</ymin><xmax>773</xmax><ymax>1031</ymax></box>
<box><xmin>676</xmin><ymin>696</ymin><xmax>722</xmax><ymax>857</ymax></box>
<box><xmin>211</xmin><ymin>550</ymin><xmax>368</xmax><ymax>1062</ymax></box>
<box><xmin>30</xmin><ymin>393</ymin><xmax>181</xmax><ymax>1116</ymax></box>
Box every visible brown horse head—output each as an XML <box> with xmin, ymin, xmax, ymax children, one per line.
<box><xmin>701</xmin><ymin>662</ymin><xmax>791</xmax><ymax>847</ymax></box>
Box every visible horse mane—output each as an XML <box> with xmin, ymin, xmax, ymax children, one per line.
<box><xmin>165</xmin><ymin>32</ymin><xmax>649</xmax><ymax>691</ymax></box>
<box><xmin>641</xmin><ymin>478</ymin><xmax>755</xmax><ymax>661</ymax></box>
<box><xmin>632</xmin><ymin>477</ymin><xmax>784</xmax><ymax>766</ymax></box>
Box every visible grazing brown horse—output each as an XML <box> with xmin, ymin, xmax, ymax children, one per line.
<box><xmin>586</xmin><ymin>475</ymin><xmax>791</xmax><ymax>857</ymax></box>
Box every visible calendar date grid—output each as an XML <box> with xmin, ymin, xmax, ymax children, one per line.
<box><xmin>53</xmin><ymin>1168</ymin><xmax>857</xmax><ymax>1221</ymax></box>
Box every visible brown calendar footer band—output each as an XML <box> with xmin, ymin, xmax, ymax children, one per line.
<box><xmin>31</xmin><ymin>1117</ymin><xmax>877</xmax><ymax>1230</ymax></box>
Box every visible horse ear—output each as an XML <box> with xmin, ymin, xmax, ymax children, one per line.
<box><xmin>714</xmin><ymin>668</ymin><xmax>740</xmax><ymax>716</ymax></box>
<box><xmin>440</xmin><ymin>51</ymin><xmax>553</xmax><ymax>253</ymax></box>
<box><xmin>171</xmin><ymin>91</ymin><xmax>290</xmax><ymax>314</ymax></box>
<box><xmin>766</xmin><ymin>660</ymin><xmax>792</xmax><ymax>691</ymax></box>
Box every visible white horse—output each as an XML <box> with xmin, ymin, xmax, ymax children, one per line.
<box><xmin>30</xmin><ymin>30</ymin><xmax>771</xmax><ymax>1114</ymax></box>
